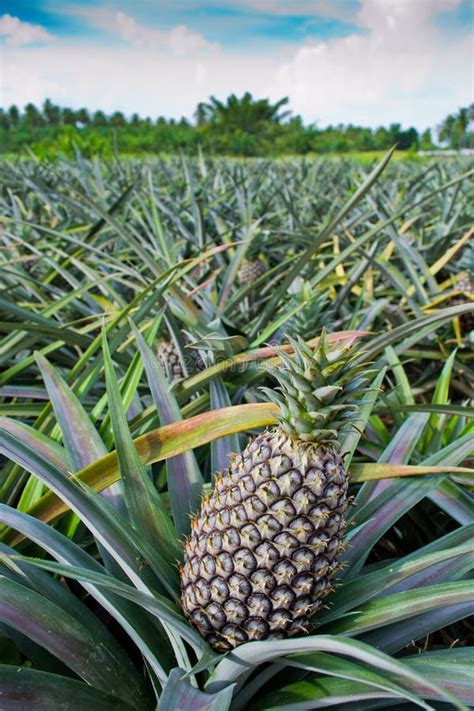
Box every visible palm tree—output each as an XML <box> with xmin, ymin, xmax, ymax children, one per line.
<box><xmin>438</xmin><ymin>105</ymin><xmax>474</xmax><ymax>148</ymax></box>
<box><xmin>7</xmin><ymin>105</ymin><xmax>20</xmax><ymax>126</ymax></box>
<box><xmin>75</xmin><ymin>108</ymin><xmax>90</xmax><ymax>126</ymax></box>
<box><xmin>195</xmin><ymin>93</ymin><xmax>291</xmax><ymax>132</ymax></box>
<box><xmin>24</xmin><ymin>103</ymin><xmax>44</xmax><ymax>129</ymax></box>
<box><xmin>42</xmin><ymin>99</ymin><xmax>61</xmax><ymax>126</ymax></box>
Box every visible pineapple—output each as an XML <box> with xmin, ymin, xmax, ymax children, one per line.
<box><xmin>238</xmin><ymin>258</ymin><xmax>267</xmax><ymax>285</ymax></box>
<box><xmin>157</xmin><ymin>337</ymin><xmax>204</xmax><ymax>380</ymax></box>
<box><xmin>157</xmin><ymin>339</ymin><xmax>185</xmax><ymax>379</ymax></box>
<box><xmin>180</xmin><ymin>332</ymin><xmax>370</xmax><ymax>651</ymax></box>
<box><xmin>450</xmin><ymin>276</ymin><xmax>474</xmax><ymax>334</ymax></box>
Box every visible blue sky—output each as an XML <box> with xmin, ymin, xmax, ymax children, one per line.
<box><xmin>0</xmin><ymin>1</ymin><xmax>363</xmax><ymax>46</ymax></box>
<box><xmin>0</xmin><ymin>0</ymin><xmax>473</xmax><ymax>128</ymax></box>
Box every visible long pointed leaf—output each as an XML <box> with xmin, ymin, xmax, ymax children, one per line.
<box><xmin>131</xmin><ymin>322</ymin><xmax>203</xmax><ymax>537</ymax></box>
<box><xmin>0</xmin><ymin>577</ymin><xmax>150</xmax><ymax>709</ymax></box>
<box><xmin>0</xmin><ymin>666</ymin><xmax>136</xmax><ymax>711</ymax></box>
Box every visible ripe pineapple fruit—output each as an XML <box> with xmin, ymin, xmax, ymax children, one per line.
<box><xmin>180</xmin><ymin>332</ymin><xmax>370</xmax><ymax>651</ymax></box>
<box><xmin>238</xmin><ymin>258</ymin><xmax>267</xmax><ymax>285</ymax></box>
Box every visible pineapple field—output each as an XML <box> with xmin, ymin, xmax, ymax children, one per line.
<box><xmin>0</xmin><ymin>149</ymin><xmax>473</xmax><ymax>710</ymax></box>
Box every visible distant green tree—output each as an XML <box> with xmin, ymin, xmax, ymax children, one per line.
<box><xmin>2</xmin><ymin>96</ymin><xmax>468</xmax><ymax>158</ymax></box>
<box><xmin>42</xmin><ymin>99</ymin><xmax>62</xmax><ymax>126</ymax></box>
<box><xmin>397</xmin><ymin>127</ymin><xmax>419</xmax><ymax>150</ymax></box>
<box><xmin>92</xmin><ymin>110</ymin><xmax>108</xmax><ymax>127</ymax></box>
<box><xmin>75</xmin><ymin>108</ymin><xmax>90</xmax><ymax>126</ymax></box>
<box><xmin>7</xmin><ymin>105</ymin><xmax>20</xmax><ymax>126</ymax></box>
<box><xmin>0</xmin><ymin>109</ymin><xmax>9</xmax><ymax>130</ymax></box>
<box><xmin>197</xmin><ymin>92</ymin><xmax>290</xmax><ymax>132</ymax></box>
<box><xmin>62</xmin><ymin>108</ymin><xmax>77</xmax><ymax>125</ymax></box>
<box><xmin>24</xmin><ymin>103</ymin><xmax>44</xmax><ymax>129</ymax></box>
<box><xmin>439</xmin><ymin>105</ymin><xmax>474</xmax><ymax>148</ymax></box>
<box><xmin>110</xmin><ymin>111</ymin><xmax>126</xmax><ymax>127</ymax></box>
<box><xmin>373</xmin><ymin>126</ymin><xmax>390</xmax><ymax>150</ymax></box>
<box><xmin>419</xmin><ymin>128</ymin><xmax>435</xmax><ymax>150</ymax></box>
<box><xmin>195</xmin><ymin>92</ymin><xmax>291</xmax><ymax>155</ymax></box>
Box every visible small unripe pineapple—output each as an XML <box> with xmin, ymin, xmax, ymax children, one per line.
<box><xmin>450</xmin><ymin>277</ymin><xmax>474</xmax><ymax>334</ymax></box>
<box><xmin>238</xmin><ymin>258</ymin><xmax>267</xmax><ymax>285</ymax></box>
<box><xmin>180</xmin><ymin>332</ymin><xmax>371</xmax><ymax>651</ymax></box>
<box><xmin>157</xmin><ymin>340</ymin><xmax>185</xmax><ymax>379</ymax></box>
<box><xmin>157</xmin><ymin>338</ymin><xmax>204</xmax><ymax>380</ymax></box>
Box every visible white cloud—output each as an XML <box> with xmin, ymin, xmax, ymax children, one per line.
<box><xmin>269</xmin><ymin>0</ymin><xmax>473</xmax><ymax>127</ymax></box>
<box><xmin>167</xmin><ymin>24</ymin><xmax>212</xmax><ymax>54</ymax></box>
<box><xmin>68</xmin><ymin>7</ymin><xmax>217</xmax><ymax>55</ymax></box>
<box><xmin>0</xmin><ymin>2</ymin><xmax>472</xmax><ymax>129</ymax></box>
<box><xmin>113</xmin><ymin>12</ymin><xmax>212</xmax><ymax>53</ymax></box>
<box><xmin>226</xmin><ymin>1</ymin><xmax>358</xmax><ymax>22</ymax></box>
<box><xmin>0</xmin><ymin>42</ymin><xmax>270</xmax><ymax>118</ymax></box>
<box><xmin>0</xmin><ymin>14</ymin><xmax>54</xmax><ymax>46</ymax></box>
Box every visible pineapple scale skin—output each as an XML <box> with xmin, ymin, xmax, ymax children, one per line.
<box><xmin>157</xmin><ymin>340</ymin><xmax>185</xmax><ymax>379</ymax></box>
<box><xmin>180</xmin><ymin>429</ymin><xmax>348</xmax><ymax>652</ymax></box>
<box><xmin>157</xmin><ymin>339</ymin><xmax>204</xmax><ymax>380</ymax></box>
<box><xmin>450</xmin><ymin>278</ymin><xmax>474</xmax><ymax>334</ymax></box>
<box><xmin>238</xmin><ymin>258</ymin><xmax>267</xmax><ymax>285</ymax></box>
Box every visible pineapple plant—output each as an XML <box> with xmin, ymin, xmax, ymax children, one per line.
<box><xmin>450</xmin><ymin>276</ymin><xmax>474</xmax><ymax>334</ymax></box>
<box><xmin>238</xmin><ymin>257</ymin><xmax>267</xmax><ymax>285</ymax></box>
<box><xmin>0</xmin><ymin>150</ymin><xmax>473</xmax><ymax>710</ymax></box>
<box><xmin>180</xmin><ymin>331</ymin><xmax>370</xmax><ymax>651</ymax></box>
<box><xmin>157</xmin><ymin>336</ymin><xmax>205</xmax><ymax>380</ymax></box>
<box><xmin>284</xmin><ymin>277</ymin><xmax>333</xmax><ymax>340</ymax></box>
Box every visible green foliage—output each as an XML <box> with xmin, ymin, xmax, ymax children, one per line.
<box><xmin>438</xmin><ymin>104</ymin><xmax>474</xmax><ymax>149</ymax></box>
<box><xmin>0</xmin><ymin>150</ymin><xmax>473</xmax><ymax>709</ymax></box>
<box><xmin>0</xmin><ymin>94</ymin><xmax>425</xmax><ymax>158</ymax></box>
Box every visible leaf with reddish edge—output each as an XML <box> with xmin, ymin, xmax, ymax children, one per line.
<box><xmin>0</xmin><ymin>418</ymin><xmax>67</xmax><ymax>475</ymax></box>
<box><xmin>1</xmin><ymin>403</ymin><xmax>277</xmax><ymax>542</ymax></box>
<box><xmin>316</xmin><ymin>543</ymin><xmax>474</xmax><ymax>626</ymax></box>
<box><xmin>0</xmin><ymin>578</ymin><xmax>150</xmax><ymax>709</ymax></box>
<box><xmin>349</xmin><ymin>463</ymin><xmax>472</xmax><ymax>482</ymax></box>
<box><xmin>344</xmin><ymin>431</ymin><xmax>474</xmax><ymax>579</ymax></box>
<box><xmin>1</xmin><ymin>404</ymin><xmax>472</xmax><ymax>545</ymax></box>
<box><xmin>342</xmin><ymin>477</ymin><xmax>440</xmax><ymax>580</ymax></box>
<box><xmin>175</xmin><ymin>330</ymin><xmax>367</xmax><ymax>398</ymax></box>
<box><xmin>0</xmin><ymin>504</ymin><xmax>174</xmax><ymax>684</ymax></box>
<box><xmin>354</xmin><ymin>411</ymin><xmax>429</xmax><ymax>509</ymax></box>
<box><xmin>0</xmin><ymin>666</ymin><xmax>136</xmax><ymax>711</ymax></box>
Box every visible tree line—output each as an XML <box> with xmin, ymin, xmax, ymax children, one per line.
<box><xmin>1</xmin><ymin>93</ymin><xmax>472</xmax><ymax>158</ymax></box>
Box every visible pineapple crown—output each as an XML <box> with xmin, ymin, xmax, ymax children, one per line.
<box><xmin>262</xmin><ymin>330</ymin><xmax>372</xmax><ymax>446</ymax></box>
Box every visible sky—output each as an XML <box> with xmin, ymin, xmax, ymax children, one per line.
<box><xmin>0</xmin><ymin>0</ymin><xmax>473</xmax><ymax>129</ymax></box>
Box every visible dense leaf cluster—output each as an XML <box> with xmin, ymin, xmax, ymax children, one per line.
<box><xmin>0</xmin><ymin>151</ymin><xmax>472</xmax><ymax>709</ymax></box>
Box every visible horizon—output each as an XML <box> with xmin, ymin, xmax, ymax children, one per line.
<box><xmin>0</xmin><ymin>1</ymin><xmax>473</xmax><ymax>131</ymax></box>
